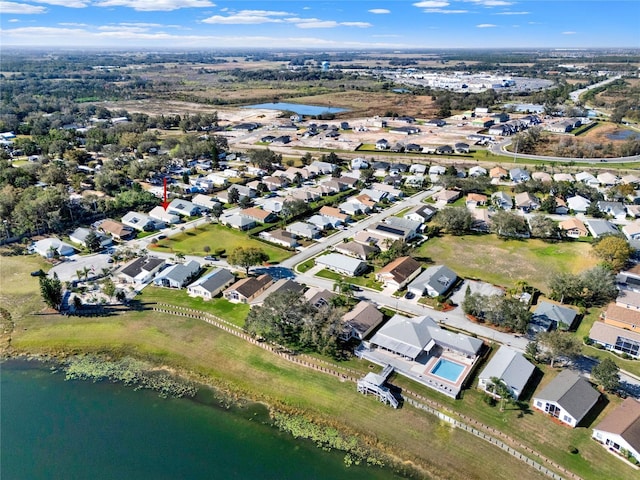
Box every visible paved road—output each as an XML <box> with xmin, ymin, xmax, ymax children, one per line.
<box><xmin>569</xmin><ymin>75</ymin><xmax>622</xmax><ymax>103</ymax></box>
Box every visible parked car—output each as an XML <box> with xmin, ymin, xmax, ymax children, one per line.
<box><xmin>204</xmin><ymin>256</ymin><xmax>217</xmax><ymax>261</ymax></box>
<box><xmin>404</xmin><ymin>291</ymin><xmax>415</xmax><ymax>299</ymax></box>
<box><xmin>30</xmin><ymin>269</ymin><xmax>44</xmax><ymax>277</ymax></box>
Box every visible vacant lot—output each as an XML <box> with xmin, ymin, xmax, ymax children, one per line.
<box><xmin>414</xmin><ymin>234</ymin><xmax>598</xmax><ymax>293</ymax></box>
<box><xmin>149</xmin><ymin>223</ymin><xmax>292</xmax><ymax>264</ymax></box>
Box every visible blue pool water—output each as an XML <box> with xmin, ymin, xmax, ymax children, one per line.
<box><xmin>430</xmin><ymin>359</ymin><xmax>465</xmax><ymax>382</ymax></box>
<box><xmin>243</xmin><ymin>102</ymin><xmax>348</xmax><ymax>116</ymax></box>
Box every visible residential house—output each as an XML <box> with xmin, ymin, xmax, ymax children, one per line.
<box><xmin>471</xmin><ymin>117</ymin><xmax>494</xmax><ymax>128</ymax></box>
<box><xmin>359</xmin><ymin>188</ymin><xmax>388</xmax><ymax>203</ymax></box>
<box><xmin>455</xmin><ymin>142</ymin><xmax>470</xmax><ymax>153</ymax></box>
<box><xmin>597</xmin><ymin>201</ymin><xmax>627</xmax><ymax>221</ymax></box>
<box><xmin>286</xmin><ymin>222</ymin><xmax>320</xmax><ymax>240</ymax></box>
<box><xmin>585</xmin><ymin>219</ymin><xmax>619</xmax><ymax>238</ymax></box>
<box><xmin>490</xmin><ymin>166</ymin><xmax>508</xmax><ymax>180</ymax></box>
<box><xmin>602</xmin><ymin>303</ymin><xmax>640</xmax><ymax>334</ymax></box>
<box><xmin>334</xmin><ymin>241</ymin><xmax>379</xmax><ymax>260</ymax></box>
<box><xmin>428</xmin><ymin>165</ymin><xmax>446</xmax><ymax>179</ymax></box>
<box><xmin>435</xmin><ymin>145</ymin><xmax>454</xmax><ymax>155</ymax></box>
<box><xmin>623</xmin><ymin>221</ymin><xmax>640</xmax><ymax>241</ymax></box>
<box><xmin>32</xmin><ymin>238</ymin><xmax>75</xmax><ymax>258</ymax></box>
<box><xmin>262</xmin><ymin>176</ymin><xmax>289</xmax><ymax>191</ymax></box>
<box><xmin>98</xmin><ymin>219</ymin><xmax>135</xmax><ymax>241</ymax></box>
<box><xmin>318</xmin><ymin>206</ymin><xmax>350</xmax><ymax>226</ymax></box>
<box><xmin>478</xmin><ymin>346</ymin><xmax>535</xmax><ymax>400</ymax></box>
<box><xmin>592</xmin><ymin>398</ymin><xmax>640</xmax><ymax>463</ymax></box>
<box><xmin>433</xmin><ymin>189</ymin><xmax>461</xmax><ymax>204</ymax></box>
<box><xmin>471</xmin><ymin>208</ymin><xmax>492</xmax><ymax>232</ymax></box>
<box><xmin>262</xmin><ymin>198</ymin><xmax>285</xmax><ymax>213</ymax></box>
<box><xmin>304</xmin><ymin>287</ymin><xmax>336</xmax><ymax>308</ymax></box>
<box><xmin>627</xmin><ymin>205</ymin><xmax>640</xmax><ymax>218</ymax></box>
<box><xmin>407</xmin><ymin>264</ymin><xmax>458</xmax><ymax>298</ymax></box>
<box><xmin>409</xmin><ymin>164</ymin><xmax>427</xmax><ymax>175</ymax></box>
<box><xmin>404</xmin><ymin>205</ymin><xmax>437</xmax><ymax>224</ymax></box>
<box><xmin>468</xmin><ymin>166</ymin><xmax>487</xmax><ymax>177</ymax></box>
<box><xmin>492</xmin><ymin>191</ymin><xmax>513</xmax><ymax>210</ymax></box>
<box><xmin>353</xmin><ymin>230</ymin><xmax>390</xmax><ymax>251</ymax></box>
<box><xmin>149</xmin><ymin>206</ymin><xmax>180</xmax><ymax>225</ymax></box>
<box><xmin>308</xmin><ymin>160</ymin><xmax>336</xmax><ymax>175</ymax></box>
<box><xmin>259</xmin><ymin>229</ymin><xmax>298</xmax><ymax>248</ymax></box>
<box><xmin>187</xmin><ymin>268</ymin><xmax>235</xmax><ymax>300</ymax></box>
<box><xmin>553</xmin><ymin>173</ymin><xmax>574</xmax><ymax>183</ymax></box>
<box><xmin>532</xmin><ymin>370</ymin><xmax>600</xmax><ymax>428</ymax></box>
<box><xmin>339</xmin><ymin>201</ymin><xmax>364</xmax><ymax>216</ymax></box>
<box><xmin>509</xmin><ymin>168</ymin><xmax>530</xmax><ymax>183</ymax></box>
<box><xmin>168</xmin><ymin>199</ymin><xmax>200</xmax><ymax>217</ymax></box>
<box><xmin>532</xmin><ymin>171</ymin><xmax>552</xmax><ymax>183</ymax></box>
<box><xmin>371</xmin><ymin>183</ymin><xmax>403</xmax><ymax>200</ymax></box>
<box><xmin>224</xmin><ymin>274</ymin><xmax>274</xmax><ymax>304</ymax></box>
<box><xmin>466</xmin><ymin>193</ymin><xmax>488</xmax><ymax>207</ymax></box>
<box><xmin>340</xmin><ymin>301</ymin><xmax>384</xmax><ymax>341</ymax></box>
<box><xmin>514</xmin><ymin>192</ymin><xmax>540</xmax><ymax>212</ymax></box>
<box><xmin>402</xmin><ymin>175</ymin><xmax>424</xmax><ymax>189</ymax></box>
<box><xmin>307</xmin><ymin>214</ymin><xmax>334</xmax><ymax>231</ymax></box>
<box><xmin>425</xmin><ymin>119</ymin><xmax>446</xmax><ymax>127</ymax></box>
<box><xmin>69</xmin><ymin>228</ymin><xmax>112</xmax><ymax>249</ymax></box>
<box><xmin>575</xmin><ymin>171</ymin><xmax>600</xmax><ymax>187</ymax></box>
<box><xmin>366</xmin><ymin>222</ymin><xmax>416</xmax><ymax>244</ymax></box>
<box><xmin>531</xmin><ymin>301</ymin><xmax>578</xmax><ymax>332</ymax></box>
<box><xmin>122</xmin><ymin>211</ymin><xmax>157</xmax><ymax>232</ymax></box>
<box><xmin>375</xmin><ymin>256</ymin><xmax>422</xmax><ymax>289</ymax></box>
<box><xmin>316</xmin><ymin>253</ymin><xmax>367</xmax><ymax>277</ymax></box>
<box><xmin>249</xmin><ymin>279</ymin><xmax>305</xmax><ymax>307</ymax></box>
<box><xmin>217</xmin><ymin>185</ymin><xmax>255</xmax><ymax>203</ymax></box>
<box><xmin>554</xmin><ymin>197</ymin><xmax>569</xmax><ymax>215</ymax></box>
<box><xmin>621</xmin><ymin>174</ymin><xmax>640</xmax><ymax>185</ymax></box>
<box><xmin>390</xmin><ymin>125</ymin><xmax>420</xmax><ymax>135</ymax></box>
<box><xmin>191</xmin><ymin>194</ymin><xmax>221</xmax><ymax>212</ymax></box>
<box><xmin>153</xmin><ymin>260</ymin><xmax>200</xmax><ymax>289</ymax></box>
<box><xmin>559</xmin><ymin>218</ymin><xmax>589</xmax><ymax>238</ymax></box>
<box><xmin>375</xmin><ymin>139</ymin><xmax>390</xmax><ymax>150</ymax></box>
<box><xmin>240</xmin><ymin>207</ymin><xmax>277</xmax><ymax>224</ymax></box>
<box><xmin>350</xmin><ymin>157</ymin><xmax>369</xmax><ymax>170</ymax></box>
<box><xmin>289</xmin><ymin>189</ymin><xmax>320</xmax><ymax>203</ymax></box>
<box><xmin>118</xmin><ymin>256</ymin><xmax>166</xmax><ymax>284</ymax></box>
<box><xmin>220</xmin><ymin>214</ymin><xmax>256</xmax><ymax>231</ymax></box>
<box><xmin>566</xmin><ymin>195</ymin><xmax>591</xmax><ymax>213</ymax></box>
<box><xmin>597</xmin><ymin>172</ymin><xmax>620</xmax><ymax>187</ymax></box>
<box><xmin>589</xmin><ymin>320</ymin><xmax>640</xmax><ymax>359</ymax></box>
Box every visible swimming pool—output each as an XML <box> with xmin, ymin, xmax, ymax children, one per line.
<box><xmin>430</xmin><ymin>359</ymin><xmax>465</xmax><ymax>383</ymax></box>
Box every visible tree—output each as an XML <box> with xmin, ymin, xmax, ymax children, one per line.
<box><xmin>537</xmin><ymin>330</ymin><xmax>582</xmax><ymax>368</ymax></box>
<box><xmin>525</xmin><ymin>340</ymin><xmax>539</xmax><ymax>362</ymax></box>
<box><xmin>102</xmin><ymin>278</ymin><xmax>116</xmax><ymax>301</ymax></box>
<box><xmin>435</xmin><ymin>207</ymin><xmax>473</xmax><ymax>235</ymax></box>
<box><xmin>39</xmin><ymin>272</ymin><xmax>63</xmax><ymax>310</ymax></box>
<box><xmin>591</xmin><ymin>358</ymin><xmax>620</xmax><ymax>392</ymax></box>
<box><xmin>491</xmin><ymin>210</ymin><xmax>529</xmax><ymax>238</ymax></box>
<box><xmin>592</xmin><ymin>235</ymin><xmax>633</xmax><ymax>271</ymax></box>
<box><xmin>227</xmin><ymin>247</ymin><xmax>269</xmax><ymax>276</ymax></box>
<box><xmin>281</xmin><ymin>199</ymin><xmax>308</xmax><ymax>220</ymax></box>
<box><xmin>529</xmin><ymin>215</ymin><xmax>559</xmax><ymax>239</ymax></box>
<box><xmin>489</xmin><ymin>377</ymin><xmax>514</xmax><ymax>412</ymax></box>
<box><xmin>85</xmin><ymin>231</ymin><xmax>102</xmax><ymax>253</ymax></box>
<box><xmin>227</xmin><ymin>187</ymin><xmax>239</xmax><ymax>205</ymax></box>
<box><xmin>210</xmin><ymin>203</ymin><xmax>223</xmax><ymax>221</ymax></box>
<box><xmin>238</xmin><ymin>195</ymin><xmax>253</xmax><ymax>209</ymax></box>
<box><xmin>539</xmin><ymin>196</ymin><xmax>557</xmax><ymax>214</ymax></box>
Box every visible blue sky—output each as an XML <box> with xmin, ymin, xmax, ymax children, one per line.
<box><xmin>1</xmin><ymin>1</ymin><xmax>638</xmax><ymax>49</ymax></box>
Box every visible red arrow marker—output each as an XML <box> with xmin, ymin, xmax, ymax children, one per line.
<box><xmin>162</xmin><ymin>177</ymin><xmax>170</xmax><ymax>210</ymax></box>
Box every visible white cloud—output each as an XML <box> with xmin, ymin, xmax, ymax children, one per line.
<box><xmin>368</xmin><ymin>8</ymin><xmax>390</xmax><ymax>14</ymax></box>
<box><xmin>59</xmin><ymin>22</ymin><xmax>90</xmax><ymax>26</ymax></box>
<box><xmin>295</xmin><ymin>20</ymin><xmax>371</xmax><ymax>29</ymax></box>
<box><xmin>413</xmin><ymin>1</ymin><xmax>449</xmax><ymax>7</ymax></box>
<box><xmin>96</xmin><ymin>0</ymin><xmax>215</xmax><ymax>11</ymax></box>
<box><xmin>0</xmin><ymin>1</ymin><xmax>47</xmax><ymax>14</ymax></box>
<box><xmin>340</xmin><ymin>22</ymin><xmax>371</xmax><ymax>28</ymax></box>
<box><xmin>562</xmin><ymin>31</ymin><xmax>577</xmax><ymax>35</ymax></box>
<box><xmin>202</xmin><ymin>14</ymin><xmax>282</xmax><ymax>24</ymax></box>
<box><xmin>476</xmin><ymin>23</ymin><xmax>497</xmax><ymax>28</ymax></box>
<box><xmin>31</xmin><ymin>0</ymin><xmax>88</xmax><ymax>7</ymax></box>
<box><xmin>494</xmin><ymin>11</ymin><xmax>529</xmax><ymax>15</ymax></box>
<box><xmin>465</xmin><ymin>0</ymin><xmax>513</xmax><ymax>5</ymax></box>
<box><xmin>8</xmin><ymin>18</ymin><xmax>20</xmax><ymax>22</ymax></box>
<box><xmin>424</xmin><ymin>9</ymin><xmax>468</xmax><ymax>14</ymax></box>
<box><xmin>235</xmin><ymin>10</ymin><xmax>292</xmax><ymax>17</ymax></box>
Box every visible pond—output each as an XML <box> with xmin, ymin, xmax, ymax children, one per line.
<box><xmin>606</xmin><ymin>129</ymin><xmax>640</xmax><ymax>141</ymax></box>
<box><xmin>243</xmin><ymin>102</ymin><xmax>348</xmax><ymax>116</ymax></box>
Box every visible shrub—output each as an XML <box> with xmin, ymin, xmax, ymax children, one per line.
<box><xmin>568</xmin><ymin>445</ymin><xmax>579</xmax><ymax>455</ymax></box>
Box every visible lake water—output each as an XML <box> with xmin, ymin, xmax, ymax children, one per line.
<box><xmin>1</xmin><ymin>361</ymin><xmax>401</xmax><ymax>480</ymax></box>
<box><xmin>242</xmin><ymin>102</ymin><xmax>348</xmax><ymax>116</ymax></box>
<box><xmin>606</xmin><ymin>129</ymin><xmax>640</xmax><ymax>141</ymax></box>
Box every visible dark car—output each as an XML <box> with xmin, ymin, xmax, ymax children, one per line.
<box><xmin>204</xmin><ymin>256</ymin><xmax>217</xmax><ymax>261</ymax></box>
<box><xmin>404</xmin><ymin>291</ymin><xmax>415</xmax><ymax>299</ymax></box>
<box><xmin>30</xmin><ymin>269</ymin><xmax>44</xmax><ymax>277</ymax></box>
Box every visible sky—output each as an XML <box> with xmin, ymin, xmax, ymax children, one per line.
<box><xmin>1</xmin><ymin>0</ymin><xmax>638</xmax><ymax>50</ymax></box>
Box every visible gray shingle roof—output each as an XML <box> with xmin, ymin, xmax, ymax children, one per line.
<box><xmin>532</xmin><ymin>301</ymin><xmax>577</xmax><ymax>329</ymax></box>
<box><xmin>535</xmin><ymin>370</ymin><xmax>600</xmax><ymax>422</ymax></box>
<box><xmin>479</xmin><ymin>346</ymin><xmax>535</xmax><ymax>396</ymax></box>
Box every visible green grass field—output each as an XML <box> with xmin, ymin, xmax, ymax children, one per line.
<box><xmin>414</xmin><ymin>234</ymin><xmax>599</xmax><ymax>293</ymax></box>
<box><xmin>150</xmin><ymin>223</ymin><xmax>292</xmax><ymax>264</ymax></box>
<box><xmin>316</xmin><ymin>268</ymin><xmax>384</xmax><ymax>291</ymax></box>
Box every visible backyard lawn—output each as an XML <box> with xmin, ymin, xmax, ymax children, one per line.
<box><xmin>316</xmin><ymin>268</ymin><xmax>384</xmax><ymax>291</ymax></box>
<box><xmin>414</xmin><ymin>234</ymin><xmax>599</xmax><ymax>293</ymax></box>
<box><xmin>149</xmin><ymin>223</ymin><xmax>292</xmax><ymax>264</ymax></box>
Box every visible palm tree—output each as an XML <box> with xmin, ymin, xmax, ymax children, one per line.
<box><xmin>81</xmin><ymin>266</ymin><xmax>91</xmax><ymax>281</ymax></box>
<box><xmin>490</xmin><ymin>377</ymin><xmax>514</xmax><ymax>412</ymax></box>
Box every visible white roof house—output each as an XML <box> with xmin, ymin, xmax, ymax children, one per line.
<box><xmin>315</xmin><ymin>253</ymin><xmax>367</xmax><ymax>277</ymax></box>
<box><xmin>69</xmin><ymin>228</ymin><xmax>112</xmax><ymax>249</ymax></box>
<box><xmin>566</xmin><ymin>195</ymin><xmax>591</xmax><ymax>213</ymax></box>
<box><xmin>597</xmin><ymin>172</ymin><xmax>619</xmax><ymax>186</ymax></box>
<box><xmin>192</xmin><ymin>194</ymin><xmax>221</xmax><ymax>211</ymax></box>
<box><xmin>220</xmin><ymin>214</ymin><xmax>256</xmax><ymax>231</ymax></box>
<box><xmin>122</xmin><ymin>211</ymin><xmax>156</xmax><ymax>231</ymax></box>
<box><xmin>187</xmin><ymin>268</ymin><xmax>235</xmax><ymax>300</ymax></box>
<box><xmin>468</xmin><ymin>165</ymin><xmax>487</xmax><ymax>177</ymax></box>
<box><xmin>575</xmin><ymin>171</ymin><xmax>599</xmax><ymax>186</ymax></box>
<box><xmin>478</xmin><ymin>346</ymin><xmax>535</xmax><ymax>400</ymax></box>
<box><xmin>168</xmin><ymin>199</ymin><xmax>200</xmax><ymax>217</ymax></box>
<box><xmin>286</xmin><ymin>221</ymin><xmax>320</xmax><ymax>239</ymax></box>
<box><xmin>149</xmin><ymin>206</ymin><xmax>180</xmax><ymax>225</ymax></box>
<box><xmin>32</xmin><ymin>238</ymin><xmax>75</xmax><ymax>258</ymax></box>
<box><xmin>153</xmin><ymin>260</ymin><xmax>201</xmax><ymax>289</ymax></box>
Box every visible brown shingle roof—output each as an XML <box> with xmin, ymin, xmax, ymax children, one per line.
<box><xmin>240</xmin><ymin>207</ymin><xmax>273</xmax><ymax>222</ymax></box>
<box><xmin>319</xmin><ymin>206</ymin><xmax>348</xmax><ymax>221</ymax></box>
<box><xmin>227</xmin><ymin>274</ymin><xmax>273</xmax><ymax>299</ymax></box>
<box><xmin>604</xmin><ymin>303</ymin><xmax>640</xmax><ymax>328</ymax></box>
<box><xmin>377</xmin><ymin>256</ymin><xmax>421</xmax><ymax>284</ymax></box>
<box><xmin>594</xmin><ymin>398</ymin><xmax>640</xmax><ymax>452</ymax></box>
